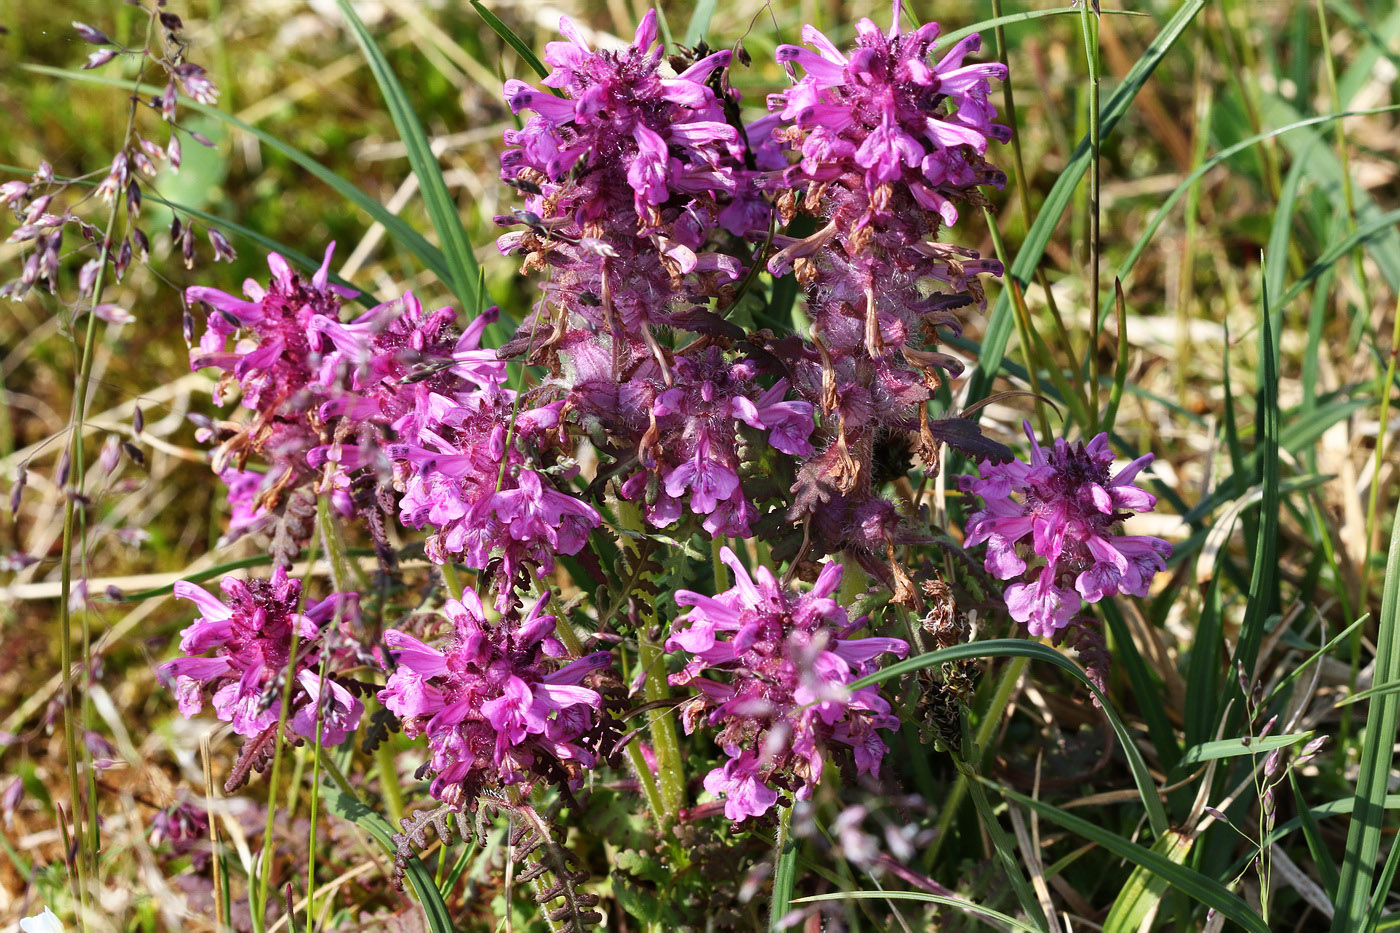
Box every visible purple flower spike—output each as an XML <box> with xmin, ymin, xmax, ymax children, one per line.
<box><xmin>378</xmin><ymin>591</ymin><xmax>612</xmax><ymax>807</ymax></box>
<box><xmin>961</xmin><ymin>423</ymin><xmax>1173</xmax><ymax>637</ymax></box>
<box><xmin>766</xmin><ymin>3</ymin><xmax>1010</xmax><ymax>595</ymax></box>
<box><xmin>158</xmin><ymin>567</ymin><xmax>363</xmax><ymax>745</ymax></box>
<box><xmin>666</xmin><ymin>548</ymin><xmax>907</xmax><ymax>821</ymax></box>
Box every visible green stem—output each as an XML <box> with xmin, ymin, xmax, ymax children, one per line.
<box><xmin>57</xmin><ymin>17</ymin><xmax>155</xmax><ymax>911</ymax></box>
<box><xmin>1361</xmin><ymin>294</ymin><xmax>1400</xmax><ymax>604</ymax></box>
<box><xmin>711</xmin><ymin>535</ymin><xmax>728</xmax><ymax>592</ymax></box>
<box><xmin>305</xmin><ymin>647</ymin><xmax>331</xmax><ymax>933</ymax></box>
<box><xmin>1078</xmin><ymin>2</ymin><xmax>1102</xmax><ymax>430</ymax></box>
<box><xmin>553</xmin><ymin>587</ymin><xmax>668</xmax><ymax>832</ymax></box>
<box><xmin>616</xmin><ymin>501</ymin><xmax>686</xmax><ymax>826</ymax></box>
<box><xmin>317</xmin><ymin>492</ymin><xmax>359</xmax><ymax>593</ymax></box>
<box><xmin>768</xmin><ymin>804</ymin><xmax>796</xmax><ymax>931</ymax></box>
<box><xmin>984</xmin><ymin>208</ymin><xmax>1054</xmax><ymax>438</ymax></box>
<box><xmin>1313</xmin><ymin>0</ymin><xmax>1374</xmax><ymax>357</ymax></box>
<box><xmin>376</xmin><ymin>734</ymin><xmax>405</xmax><ymax>827</ymax></box>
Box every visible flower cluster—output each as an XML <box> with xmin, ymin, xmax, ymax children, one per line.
<box><xmin>389</xmin><ymin>386</ymin><xmax>599</xmax><ymax>602</ymax></box>
<box><xmin>379</xmin><ymin>591</ymin><xmax>612</xmax><ymax>807</ymax></box>
<box><xmin>497</xmin><ymin>11</ymin><xmax>745</xmax><ymax>349</ymax></box>
<box><xmin>494</xmin><ymin>14</ymin><xmax>829</xmax><ymax>548</ymax></box>
<box><xmin>614</xmin><ymin>347</ymin><xmax>816</xmax><ymax>537</ymax></box>
<box><xmin>960</xmin><ymin>423</ymin><xmax>1173</xmax><ymax>637</ymax></box>
<box><xmin>767</xmin><ymin>3</ymin><xmax>1008</xmax><ymax>591</ymax></box>
<box><xmin>667</xmin><ymin>548</ymin><xmax>907</xmax><ymax>821</ymax></box>
<box><xmin>185</xmin><ymin>246</ymin><xmax>357</xmax><ymax>535</ymax></box>
<box><xmin>158</xmin><ymin>567</ymin><xmax>363</xmax><ymax>745</ymax></box>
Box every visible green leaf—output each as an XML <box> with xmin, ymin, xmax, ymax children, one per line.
<box><xmin>851</xmin><ymin>639</ymin><xmax>1169</xmax><ymax>838</ymax></box>
<box><xmin>1232</xmin><ymin>282</ymin><xmax>1281</xmax><ymax>688</ymax></box>
<box><xmin>769</xmin><ymin>806</ymin><xmax>798</xmax><ymax>931</ymax></box>
<box><xmin>1178</xmin><ymin>732</ymin><xmax>1313</xmax><ymax>767</ymax></box>
<box><xmin>470</xmin><ymin>0</ymin><xmax>551</xmax><ymax>81</ymax></box>
<box><xmin>1291</xmin><ymin>771</ymin><xmax>1342</xmax><ymax>899</ymax></box>
<box><xmin>1365</xmin><ymin>836</ymin><xmax>1400</xmax><ymax>931</ymax></box>
<box><xmin>336</xmin><ymin>0</ymin><xmax>482</xmax><ymax>317</ymax></box>
<box><xmin>1332</xmin><ymin>513</ymin><xmax>1400</xmax><ymax>930</ymax></box>
<box><xmin>961</xmin><ymin>758</ymin><xmax>1051</xmax><ymax>931</ymax></box>
<box><xmin>793</xmin><ymin>891</ymin><xmax>1043</xmax><ymax>933</ymax></box>
<box><xmin>1277</xmin><ymin>208</ymin><xmax>1400</xmax><ymax>312</ymax></box>
<box><xmin>985</xmin><ymin>782</ymin><xmax>1270</xmax><ymax>933</ymax></box>
<box><xmin>683</xmin><ymin>0</ymin><xmax>718</xmax><ymax>46</ymax></box>
<box><xmin>1103</xmin><ymin>830</ymin><xmax>1195</xmax><ymax>933</ymax></box>
<box><xmin>321</xmin><ymin>785</ymin><xmax>455</xmax><ymax>933</ymax></box>
<box><xmin>1114</xmin><ymin>108</ymin><xmax>1400</xmax><ymax>289</ymax></box>
<box><xmin>966</xmin><ymin>0</ymin><xmax>1207</xmax><ymax>409</ymax></box>
<box><xmin>20</xmin><ymin>64</ymin><xmax>455</xmax><ymax>291</ymax></box>
<box><xmin>1100</xmin><ymin>599</ymin><xmax>1180</xmax><ymax>770</ymax></box>
<box><xmin>939</xmin><ymin>8</ymin><xmax>1146</xmax><ymax>48</ymax></box>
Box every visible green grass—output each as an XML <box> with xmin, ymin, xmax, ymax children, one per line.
<box><xmin>0</xmin><ymin>0</ymin><xmax>1397</xmax><ymax>930</ymax></box>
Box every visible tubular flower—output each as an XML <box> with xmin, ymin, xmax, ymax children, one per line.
<box><xmin>389</xmin><ymin>387</ymin><xmax>600</xmax><ymax>601</ymax></box>
<box><xmin>311</xmin><ymin>293</ymin><xmax>506</xmax><ymax>432</ymax></box>
<box><xmin>307</xmin><ymin>296</ymin><xmax>508</xmax><ymax>485</ymax></box>
<box><xmin>772</xmin><ymin>3</ymin><xmax>1009</xmax><ymax>222</ymax></box>
<box><xmin>378</xmin><ymin>591</ymin><xmax>613</xmax><ymax>807</ymax></box>
<box><xmin>666</xmin><ymin>548</ymin><xmax>907</xmax><ymax>821</ymax></box>
<box><xmin>501</xmin><ymin>10</ymin><xmax>738</xmax><ymax>232</ymax></box>
<box><xmin>618</xmin><ymin>347</ymin><xmax>816</xmax><ymax>537</ymax></box>
<box><xmin>185</xmin><ymin>244</ymin><xmax>354</xmax><ymax>414</ymax></box>
<box><xmin>960</xmin><ymin>423</ymin><xmax>1173</xmax><ymax>637</ymax></box>
<box><xmin>157</xmin><ymin>567</ymin><xmax>363</xmax><ymax>745</ymax></box>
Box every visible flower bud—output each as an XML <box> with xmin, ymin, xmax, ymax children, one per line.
<box><xmin>84</xmin><ymin>48</ymin><xmax>118</xmax><ymax>69</ymax></box>
<box><xmin>72</xmin><ymin>21</ymin><xmax>111</xmax><ymax>44</ymax></box>
<box><xmin>99</xmin><ymin>435</ymin><xmax>121</xmax><ymax>474</ymax></box>
<box><xmin>208</xmin><ymin>227</ymin><xmax>235</xmax><ymax>262</ymax></box>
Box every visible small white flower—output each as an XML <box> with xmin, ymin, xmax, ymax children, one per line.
<box><xmin>20</xmin><ymin>906</ymin><xmax>65</xmax><ymax>933</ymax></box>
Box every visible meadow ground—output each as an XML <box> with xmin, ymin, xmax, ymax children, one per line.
<box><xmin>0</xmin><ymin>0</ymin><xmax>1397</xmax><ymax>930</ymax></box>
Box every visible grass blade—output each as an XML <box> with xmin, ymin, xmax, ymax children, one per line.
<box><xmin>1235</xmin><ymin>287</ymin><xmax>1280</xmax><ymax>681</ymax></box>
<box><xmin>1331</xmin><ymin>512</ymin><xmax>1400</xmax><ymax>930</ymax></box>
<box><xmin>967</xmin><ymin>0</ymin><xmax>1208</xmax><ymax>409</ymax></box>
<box><xmin>852</xmin><ymin>639</ymin><xmax>1169</xmax><ymax>838</ymax></box>
<box><xmin>1364</xmin><ymin>837</ymin><xmax>1400</xmax><ymax>931</ymax></box>
<box><xmin>1114</xmin><ymin>108</ymin><xmax>1400</xmax><ymax>288</ymax></box>
<box><xmin>794</xmin><ymin>891</ymin><xmax>1041</xmax><ymax>932</ymax></box>
<box><xmin>1103</xmin><ymin>830</ymin><xmax>1195</xmax><ymax>933</ymax></box>
<box><xmin>321</xmin><ymin>781</ymin><xmax>455</xmax><ymax>933</ymax></box>
<box><xmin>769</xmin><ymin>806</ymin><xmax>797</xmax><ymax>931</ymax></box>
<box><xmin>683</xmin><ymin>0</ymin><xmax>718</xmax><ymax>46</ymax></box>
<box><xmin>471</xmin><ymin>0</ymin><xmax>551</xmax><ymax>81</ymax></box>
<box><xmin>1177</xmin><ymin>732</ymin><xmax>1313</xmax><ymax>767</ymax></box>
<box><xmin>1290</xmin><ymin>771</ymin><xmax>1342</xmax><ymax>899</ymax></box>
<box><xmin>939</xmin><ymin>8</ymin><xmax>1144</xmax><ymax>48</ymax></box>
<box><xmin>987</xmin><ymin>781</ymin><xmax>1269</xmax><ymax>933</ymax></box>
<box><xmin>336</xmin><ymin>0</ymin><xmax>482</xmax><ymax>316</ymax></box>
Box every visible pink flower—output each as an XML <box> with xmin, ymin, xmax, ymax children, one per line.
<box><xmin>667</xmin><ymin>548</ymin><xmax>906</xmax><ymax>821</ymax></box>
<box><xmin>379</xmin><ymin>591</ymin><xmax>612</xmax><ymax>807</ymax></box>
<box><xmin>158</xmin><ymin>567</ymin><xmax>362</xmax><ymax>745</ymax></box>
<box><xmin>961</xmin><ymin>423</ymin><xmax>1173</xmax><ymax>637</ymax></box>
<box><xmin>390</xmin><ymin>387</ymin><xmax>600</xmax><ymax>602</ymax></box>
